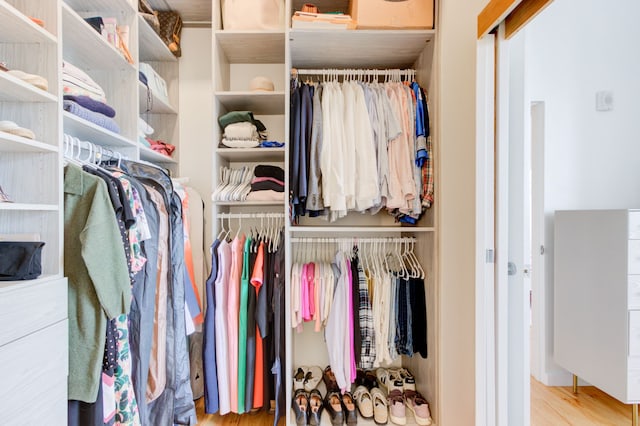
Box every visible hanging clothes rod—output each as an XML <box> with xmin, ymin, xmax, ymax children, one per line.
<box><xmin>292</xmin><ymin>68</ymin><xmax>416</xmax><ymax>77</ymax></box>
<box><xmin>291</xmin><ymin>237</ymin><xmax>416</xmax><ymax>244</ymax></box>
<box><xmin>217</xmin><ymin>212</ymin><xmax>285</xmax><ymax>219</ymax></box>
<box><xmin>63</xmin><ymin>133</ymin><xmax>128</xmax><ymax>163</ymax></box>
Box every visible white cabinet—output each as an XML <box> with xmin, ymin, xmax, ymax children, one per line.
<box><xmin>0</xmin><ymin>277</ymin><xmax>68</xmax><ymax>426</ymax></box>
<box><xmin>555</xmin><ymin>209</ymin><xmax>640</xmax><ymax>403</ymax></box>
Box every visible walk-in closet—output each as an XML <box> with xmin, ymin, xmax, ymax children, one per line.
<box><xmin>0</xmin><ymin>0</ymin><xmax>442</xmax><ymax>425</ymax></box>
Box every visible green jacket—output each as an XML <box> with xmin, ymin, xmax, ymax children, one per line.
<box><xmin>64</xmin><ymin>164</ymin><xmax>131</xmax><ymax>402</ymax></box>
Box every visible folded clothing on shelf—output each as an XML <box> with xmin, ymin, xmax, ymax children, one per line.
<box><xmin>254</xmin><ymin>164</ymin><xmax>285</xmax><ymax>181</ymax></box>
<box><xmin>250</xmin><ymin>179</ymin><xmax>284</xmax><ymax>192</ymax></box>
<box><xmin>291</xmin><ymin>11</ymin><xmax>356</xmax><ymax>30</ymax></box>
<box><xmin>221</xmin><ymin>139</ymin><xmax>260</xmax><ymax>148</ymax></box>
<box><xmin>218</xmin><ymin>110</ymin><xmax>267</xmax><ymax>134</ymax></box>
<box><xmin>246</xmin><ymin>190</ymin><xmax>284</xmax><ymax>202</ymax></box>
<box><xmin>224</xmin><ymin>121</ymin><xmax>259</xmax><ymax>140</ymax></box>
<box><xmin>6</xmin><ymin>70</ymin><xmax>48</xmax><ymax>91</ymax></box>
<box><xmin>62</xmin><ymin>61</ymin><xmax>107</xmax><ymax>103</ymax></box>
<box><xmin>0</xmin><ymin>120</ymin><xmax>35</xmax><ymax>140</ymax></box>
<box><xmin>260</xmin><ymin>140</ymin><xmax>285</xmax><ymax>148</ymax></box>
<box><xmin>63</xmin><ymin>95</ymin><xmax>116</xmax><ymax>118</ymax></box>
<box><xmin>64</xmin><ymin>100</ymin><xmax>120</xmax><ymax>134</ymax></box>
<box><xmin>146</xmin><ymin>137</ymin><xmax>175</xmax><ymax>157</ymax></box>
<box><xmin>247</xmin><ymin>164</ymin><xmax>285</xmax><ymax>201</ymax></box>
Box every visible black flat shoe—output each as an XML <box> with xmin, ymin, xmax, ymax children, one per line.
<box><xmin>341</xmin><ymin>391</ymin><xmax>358</xmax><ymax>426</ymax></box>
<box><xmin>292</xmin><ymin>388</ymin><xmax>309</xmax><ymax>426</ymax></box>
<box><xmin>308</xmin><ymin>389</ymin><xmax>324</xmax><ymax>426</ymax></box>
<box><xmin>325</xmin><ymin>390</ymin><xmax>345</xmax><ymax>426</ymax></box>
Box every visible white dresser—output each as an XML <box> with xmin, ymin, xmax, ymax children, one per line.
<box><xmin>555</xmin><ymin>209</ymin><xmax>640</xmax><ymax>405</ymax></box>
<box><xmin>0</xmin><ymin>277</ymin><xmax>68</xmax><ymax>426</ymax></box>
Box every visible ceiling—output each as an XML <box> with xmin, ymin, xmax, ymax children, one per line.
<box><xmin>148</xmin><ymin>0</ymin><xmax>212</xmax><ymax>23</ymax></box>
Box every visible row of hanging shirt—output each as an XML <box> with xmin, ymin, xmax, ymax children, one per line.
<box><xmin>289</xmin><ymin>69</ymin><xmax>433</xmax><ymax>224</ymax></box>
<box><xmin>290</xmin><ymin>238</ymin><xmax>428</xmax><ymax>393</ymax></box>
<box><xmin>202</xmin><ymin>214</ymin><xmax>287</xmax><ymax>426</ymax></box>
<box><xmin>63</xmin><ymin>137</ymin><xmax>202</xmax><ymax>426</ymax></box>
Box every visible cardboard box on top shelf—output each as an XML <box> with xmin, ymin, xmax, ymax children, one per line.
<box><xmin>349</xmin><ymin>0</ymin><xmax>434</xmax><ymax>29</ymax></box>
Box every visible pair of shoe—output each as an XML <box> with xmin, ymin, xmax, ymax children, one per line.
<box><xmin>376</xmin><ymin>368</ymin><xmax>432</xmax><ymax>426</ymax></box>
<box><xmin>293</xmin><ymin>366</ymin><xmax>323</xmax><ymax>392</ymax></box>
<box><xmin>293</xmin><ymin>388</ymin><xmax>324</xmax><ymax>426</ymax></box>
<box><xmin>325</xmin><ymin>390</ymin><xmax>358</xmax><ymax>426</ymax></box>
<box><xmin>353</xmin><ymin>385</ymin><xmax>389</xmax><ymax>424</ymax></box>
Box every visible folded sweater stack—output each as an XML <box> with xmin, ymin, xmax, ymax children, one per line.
<box><xmin>246</xmin><ymin>165</ymin><xmax>285</xmax><ymax>202</ymax></box>
<box><xmin>62</xmin><ymin>61</ymin><xmax>120</xmax><ymax>134</ymax></box>
<box><xmin>218</xmin><ymin>110</ymin><xmax>268</xmax><ymax>148</ymax></box>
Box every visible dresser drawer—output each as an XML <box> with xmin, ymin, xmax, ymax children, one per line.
<box><xmin>629</xmin><ymin>241</ymin><xmax>640</xmax><ymax>275</ymax></box>
<box><xmin>629</xmin><ymin>276</ymin><xmax>640</xmax><ymax>309</ymax></box>
<box><xmin>0</xmin><ymin>320</ymin><xmax>68</xmax><ymax>425</ymax></box>
<box><xmin>629</xmin><ymin>367</ymin><xmax>640</xmax><ymax>401</ymax></box>
<box><xmin>0</xmin><ymin>277</ymin><xmax>67</xmax><ymax>347</ymax></box>
<box><xmin>630</xmin><ymin>212</ymin><xmax>640</xmax><ymax>239</ymax></box>
<box><xmin>630</xmin><ymin>311</ymin><xmax>640</xmax><ymax>356</ymax></box>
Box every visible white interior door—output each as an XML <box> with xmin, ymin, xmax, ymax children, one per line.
<box><xmin>496</xmin><ymin>24</ymin><xmax>531</xmax><ymax>426</ymax></box>
<box><xmin>506</xmin><ymin>30</ymin><xmax>531</xmax><ymax>426</ymax></box>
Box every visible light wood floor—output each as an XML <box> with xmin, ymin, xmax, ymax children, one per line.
<box><xmin>195</xmin><ymin>397</ymin><xmax>285</xmax><ymax>426</ymax></box>
<box><xmin>531</xmin><ymin>377</ymin><xmax>632</xmax><ymax>426</ymax></box>
<box><xmin>196</xmin><ymin>379</ymin><xmax>633</xmax><ymax>425</ymax></box>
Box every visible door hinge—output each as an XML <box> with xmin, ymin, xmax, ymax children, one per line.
<box><xmin>486</xmin><ymin>249</ymin><xmax>495</xmax><ymax>264</ymax></box>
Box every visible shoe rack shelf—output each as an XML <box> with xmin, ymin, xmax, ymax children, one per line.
<box><xmin>0</xmin><ymin>71</ymin><xmax>57</xmax><ymax>103</ymax></box>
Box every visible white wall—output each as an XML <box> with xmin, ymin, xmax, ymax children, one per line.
<box><xmin>438</xmin><ymin>0</ymin><xmax>486</xmax><ymax>423</ymax></box>
<box><xmin>525</xmin><ymin>0</ymin><xmax>640</xmax><ymax>385</ymax></box>
<box><xmin>179</xmin><ymin>27</ymin><xmax>213</xmax><ymax>252</ymax></box>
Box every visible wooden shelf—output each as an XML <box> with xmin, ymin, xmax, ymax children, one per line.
<box><xmin>0</xmin><ymin>2</ymin><xmax>57</xmax><ymax>44</ymax></box>
<box><xmin>63</xmin><ymin>111</ymin><xmax>136</xmax><ymax>148</ymax></box>
<box><xmin>63</xmin><ymin>0</ymin><xmax>135</xmax><ymax>15</ymax></box>
<box><xmin>138</xmin><ymin>14</ymin><xmax>177</xmax><ymax>62</ymax></box>
<box><xmin>139</xmin><ymin>82</ymin><xmax>177</xmax><ymax>114</ymax></box>
<box><xmin>0</xmin><ymin>71</ymin><xmax>57</xmax><ymax>103</ymax></box>
<box><xmin>216</xmin><ymin>91</ymin><xmax>285</xmax><ymax>115</ymax></box>
<box><xmin>62</xmin><ymin>3</ymin><xmax>135</xmax><ymax>71</ymax></box>
<box><xmin>0</xmin><ymin>133</ymin><xmax>57</xmax><ymax>153</ymax></box>
<box><xmin>290</xmin><ymin>226</ymin><xmax>435</xmax><ymax>234</ymax></box>
<box><xmin>139</xmin><ymin>146</ymin><xmax>177</xmax><ymax>164</ymax></box>
<box><xmin>0</xmin><ymin>203</ymin><xmax>58</xmax><ymax>211</ymax></box>
<box><xmin>290</xmin><ymin>29</ymin><xmax>435</xmax><ymax>68</ymax></box>
<box><xmin>216</xmin><ymin>147</ymin><xmax>285</xmax><ymax>162</ymax></box>
<box><xmin>215</xmin><ymin>30</ymin><xmax>285</xmax><ymax>63</ymax></box>
<box><xmin>215</xmin><ymin>200</ymin><xmax>285</xmax><ymax>206</ymax></box>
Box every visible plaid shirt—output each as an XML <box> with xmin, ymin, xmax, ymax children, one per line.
<box><xmin>356</xmin><ymin>256</ymin><xmax>376</xmax><ymax>369</ymax></box>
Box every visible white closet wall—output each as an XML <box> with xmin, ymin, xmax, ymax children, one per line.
<box><xmin>211</xmin><ymin>0</ymin><xmax>438</xmax><ymax>424</ymax></box>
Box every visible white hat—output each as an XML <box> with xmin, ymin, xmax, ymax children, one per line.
<box><xmin>250</xmin><ymin>76</ymin><xmax>275</xmax><ymax>92</ymax></box>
